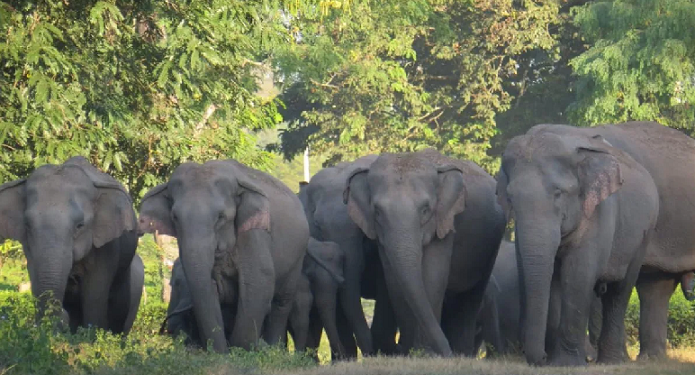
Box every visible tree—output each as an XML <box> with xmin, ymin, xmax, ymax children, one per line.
<box><xmin>0</xmin><ymin>0</ymin><xmax>296</xmax><ymax>200</ymax></box>
<box><xmin>274</xmin><ymin>0</ymin><xmax>560</xmax><ymax>172</ymax></box>
<box><xmin>569</xmin><ymin>0</ymin><xmax>695</xmax><ymax>132</ymax></box>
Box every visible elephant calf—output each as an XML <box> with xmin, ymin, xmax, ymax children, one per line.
<box><xmin>0</xmin><ymin>156</ymin><xmax>143</xmax><ymax>334</ymax></box>
<box><xmin>288</xmin><ymin>238</ymin><xmax>346</xmax><ymax>360</ymax></box>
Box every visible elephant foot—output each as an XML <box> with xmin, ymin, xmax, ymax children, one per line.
<box><xmin>597</xmin><ymin>353</ymin><xmax>627</xmax><ymax>365</ymax></box>
<box><xmin>548</xmin><ymin>351</ymin><xmax>588</xmax><ymax>367</ymax></box>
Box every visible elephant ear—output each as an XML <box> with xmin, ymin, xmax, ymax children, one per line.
<box><xmin>577</xmin><ymin>142</ymin><xmax>623</xmax><ymax>218</ymax></box>
<box><xmin>0</xmin><ymin>179</ymin><xmax>27</xmax><ymax>244</ymax></box>
<box><xmin>64</xmin><ymin>156</ymin><xmax>137</xmax><ymax>248</ymax></box>
<box><xmin>139</xmin><ymin>183</ymin><xmax>176</xmax><ymax>237</ymax></box>
<box><xmin>235</xmin><ymin>172</ymin><xmax>271</xmax><ymax>234</ymax></box>
<box><xmin>435</xmin><ymin>165</ymin><xmax>467</xmax><ymax>239</ymax></box>
<box><xmin>495</xmin><ymin>168</ymin><xmax>512</xmax><ymax>221</ymax></box>
<box><xmin>343</xmin><ymin>167</ymin><xmax>376</xmax><ymax>240</ymax></box>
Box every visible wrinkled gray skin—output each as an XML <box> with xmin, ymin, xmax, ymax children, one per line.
<box><xmin>288</xmin><ymin>238</ymin><xmax>347</xmax><ymax>359</ymax></box>
<box><xmin>474</xmin><ymin>241</ymin><xmax>598</xmax><ymax>361</ymax></box>
<box><xmin>298</xmin><ymin>155</ymin><xmax>389</xmax><ymax>357</ymax></box>
<box><xmin>497</xmin><ymin>125</ymin><xmax>661</xmax><ymax>366</ymax></box>
<box><xmin>139</xmin><ymin>160</ymin><xmax>309</xmax><ymax>353</ymax></box>
<box><xmin>164</xmin><ymin>259</ymin><xmax>235</xmax><ymax>348</ymax></box>
<box><xmin>0</xmin><ymin>156</ymin><xmax>141</xmax><ymax>334</ymax></box>
<box><xmin>345</xmin><ymin>149</ymin><xmax>506</xmax><ymax>356</ymax></box>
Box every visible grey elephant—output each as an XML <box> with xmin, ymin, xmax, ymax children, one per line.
<box><xmin>0</xmin><ymin>156</ymin><xmax>142</xmax><ymax>334</ymax></box>
<box><xmin>288</xmin><ymin>237</ymin><xmax>346</xmax><ymax>359</ymax></box>
<box><xmin>299</xmin><ymin>155</ymin><xmax>390</xmax><ymax>357</ymax></box>
<box><xmin>138</xmin><ymin>160</ymin><xmax>309</xmax><ymax>353</ymax></box>
<box><xmin>344</xmin><ymin>148</ymin><xmax>506</xmax><ymax>356</ymax></box>
<box><xmin>497</xmin><ymin>125</ymin><xmax>662</xmax><ymax>366</ymax></box>
<box><xmin>162</xmin><ymin>258</ymin><xmax>235</xmax><ymax>348</ymax></box>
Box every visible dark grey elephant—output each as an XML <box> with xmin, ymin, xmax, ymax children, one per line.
<box><xmin>298</xmin><ymin>155</ymin><xmax>387</xmax><ymax>357</ymax></box>
<box><xmin>344</xmin><ymin>148</ymin><xmax>506</xmax><ymax>356</ymax></box>
<box><xmin>138</xmin><ymin>160</ymin><xmax>309</xmax><ymax>353</ymax></box>
<box><xmin>288</xmin><ymin>237</ymin><xmax>346</xmax><ymax>359</ymax></box>
<box><xmin>497</xmin><ymin>126</ymin><xmax>661</xmax><ymax>366</ymax></box>
<box><xmin>162</xmin><ymin>258</ymin><xmax>235</xmax><ymax>348</ymax></box>
<box><xmin>0</xmin><ymin>156</ymin><xmax>142</xmax><ymax>334</ymax></box>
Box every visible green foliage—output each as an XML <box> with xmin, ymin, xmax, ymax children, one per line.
<box><xmin>0</xmin><ymin>291</ymin><xmax>316</xmax><ymax>375</ymax></box>
<box><xmin>570</xmin><ymin>0</ymin><xmax>695</xmax><ymax>132</ymax></box>
<box><xmin>0</xmin><ymin>0</ymin><xmax>295</xmax><ymax>200</ymax></box>
<box><xmin>275</xmin><ymin>0</ymin><xmax>560</xmax><ymax>171</ymax></box>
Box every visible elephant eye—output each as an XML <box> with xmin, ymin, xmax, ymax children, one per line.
<box><xmin>554</xmin><ymin>189</ymin><xmax>562</xmax><ymax>199</ymax></box>
<box><xmin>75</xmin><ymin>222</ymin><xmax>85</xmax><ymax>231</ymax></box>
<box><xmin>421</xmin><ymin>205</ymin><xmax>431</xmax><ymax>217</ymax></box>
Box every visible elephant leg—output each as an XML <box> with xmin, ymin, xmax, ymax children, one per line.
<box><xmin>587</xmin><ymin>294</ymin><xmax>602</xmax><ymax>359</ymax></box>
<box><xmin>317</xmin><ymin>293</ymin><xmax>347</xmax><ymax>360</ymax></box>
<box><xmin>371</xmin><ymin>274</ymin><xmax>399</xmax><ymax>355</ymax></box>
<box><xmin>288</xmin><ymin>292</ymin><xmax>312</xmax><ymax>352</ymax></box>
<box><xmin>80</xmin><ymin>248</ymin><xmax>119</xmax><ymax>331</ymax></box>
<box><xmin>445</xmin><ymin>284</ymin><xmax>486</xmax><ymax>356</ymax></box>
<box><xmin>481</xmin><ymin>294</ymin><xmax>503</xmax><ymax>357</ymax></box>
<box><xmin>305</xmin><ymin>309</ymin><xmax>322</xmax><ymax>362</ymax></box>
<box><xmin>335</xmin><ymin>305</ymin><xmax>358</xmax><ymax>360</ymax></box>
<box><xmin>417</xmin><ymin>240</ymin><xmax>452</xmax><ymax>352</ymax></box>
<box><xmin>636</xmin><ymin>272</ymin><xmax>677</xmax><ymax>360</ymax></box>
<box><xmin>596</xmin><ymin>278</ymin><xmax>635</xmax><ymax>364</ymax></box>
<box><xmin>548</xmin><ymin>253</ymin><xmax>596</xmax><ymax>367</ymax></box>
<box><xmin>264</xmin><ymin>264</ymin><xmax>302</xmax><ymax>347</ymax></box>
<box><xmin>545</xmin><ymin>270</ymin><xmax>562</xmax><ymax>352</ymax></box>
<box><xmin>339</xmin><ymin>259</ymin><xmax>374</xmax><ymax>356</ymax></box>
<box><xmin>107</xmin><ymin>256</ymin><xmax>144</xmax><ymax>334</ymax></box>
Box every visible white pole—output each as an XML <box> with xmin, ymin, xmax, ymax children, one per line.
<box><xmin>303</xmin><ymin>146</ymin><xmax>310</xmax><ymax>182</ymax></box>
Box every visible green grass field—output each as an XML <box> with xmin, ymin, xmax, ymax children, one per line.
<box><xmin>1</xmin><ymin>237</ymin><xmax>694</xmax><ymax>375</ymax></box>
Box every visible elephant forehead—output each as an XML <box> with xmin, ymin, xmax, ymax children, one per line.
<box><xmin>372</xmin><ymin>153</ymin><xmax>436</xmax><ymax>174</ymax></box>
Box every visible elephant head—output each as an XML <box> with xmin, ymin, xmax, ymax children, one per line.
<box><xmin>343</xmin><ymin>150</ymin><xmax>466</xmax><ymax>355</ymax></box>
<box><xmin>138</xmin><ymin>160</ymin><xmax>273</xmax><ymax>353</ymax></box>
<box><xmin>496</xmin><ymin>130</ymin><xmax>624</xmax><ymax>365</ymax></box>
<box><xmin>0</xmin><ymin>156</ymin><xmax>135</xmax><ymax>323</ymax></box>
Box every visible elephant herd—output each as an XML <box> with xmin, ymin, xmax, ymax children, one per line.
<box><xmin>2</xmin><ymin>121</ymin><xmax>695</xmax><ymax>368</ymax></box>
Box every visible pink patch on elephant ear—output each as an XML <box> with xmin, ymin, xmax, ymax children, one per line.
<box><xmin>581</xmin><ymin>158</ymin><xmax>622</xmax><ymax>218</ymax></box>
<box><xmin>238</xmin><ymin>210</ymin><xmax>271</xmax><ymax>233</ymax></box>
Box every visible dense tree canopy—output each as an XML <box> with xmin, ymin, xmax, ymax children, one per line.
<box><xmin>0</xmin><ymin>0</ymin><xmax>693</xmax><ymax>192</ymax></box>
<box><xmin>570</xmin><ymin>0</ymin><xmax>695</xmax><ymax>132</ymax></box>
<box><xmin>0</xmin><ymin>0</ymin><xmax>291</xmax><ymax>199</ymax></box>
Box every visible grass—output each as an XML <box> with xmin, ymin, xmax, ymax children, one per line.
<box><xmin>2</xmin><ymin>236</ymin><xmax>695</xmax><ymax>374</ymax></box>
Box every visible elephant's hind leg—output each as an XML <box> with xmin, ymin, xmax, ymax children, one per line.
<box><xmin>264</xmin><ymin>264</ymin><xmax>303</xmax><ymax>346</ymax></box>
<box><xmin>636</xmin><ymin>272</ymin><xmax>677</xmax><ymax>360</ymax></box>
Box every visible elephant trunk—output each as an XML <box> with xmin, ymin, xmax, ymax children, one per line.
<box><xmin>380</xmin><ymin>230</ymin><xmax>452</xmax><ymax>356</ymax></box>
<box><xmin>29</xmin><ymin>243</ymin><xmax>73</xmax><ymax>324</ymax></box>
<box><xmin>178</xmin><ymin>233</ymin><xmax>227</xmax><ymax>353</ymax></box>
<box><xmin>515</xmin><ymin>215</ymin><xmax>560</xmax><ymax>366</ymax></box>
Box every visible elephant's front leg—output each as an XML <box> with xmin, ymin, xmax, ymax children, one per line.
<box><xmin>231</xmin><ymin>230</ymin><xmax>275</xmax><ymax>349</ymax></box>
<box><xmin>264</xmin><ymin>263</ymin><xmax>302</xmax><ymax>346</ymax></box>
<box><xmin>548</xmin><ymin>251</ymin><xmax>597</xmax><ymax>367</ymax></box>
<box><xmin>339</xmin><ymin>247</ymin><xmax>374</xmax><ymax>356</ymax></box>
<box><xmin>371</xmin><ymin>273</ymin><xmax>399</xmax><ymax>355</ymax></box>
<box><xmin>287</xmin><ymin>289</ymin><xmax>312</xmax><ymax>352</ymax></box>
<box><xmin>444</xmin><ymin>281</ymin><xmax>487</xmax><ymax>356</ymax></box>
<box><xmin>80</xmin><ymin>250</ymin><xmax>118</xmax><ymax>330</ymax></box>
<box><xmin>418</xmin><ymin>238</ymin><xmax>452</xmax><ymax>351</ymax></box>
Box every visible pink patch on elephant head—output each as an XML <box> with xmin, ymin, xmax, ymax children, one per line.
<box><xmin>238</xmin><ymin>210</ymin><xmax>271</xmax><ymax>233</ymax></box>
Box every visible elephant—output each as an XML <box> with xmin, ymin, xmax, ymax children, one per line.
<box><xmin>497</xmin><ymin>125</ymin><xmax>662</xmax><ymax>366</ymax></box>
<box><xmin>138</xmin><ymin>159</ymin><xmax>309</xmax><ymax>353</ymax></box>
<box><xmin>344</xmin><ymin>148</ymin><xmax>506</xmax><ymax>356</ymax></box>
<box><xmin>298</xmin><ymin>155</ymin><xmax>391</xmax><ymax>358</ymax></box>
<box><xmin>0</xmin><ymin>156</ymin><xmax>142</xmax><ymax>334</ymax></box>
<box><xmin>474</xmin><ymin>240</ymin><xmax>598</xmax><ymax>361</ymax></box>
<box><xmin>288</xmin><ymin>237</ymin><xmax>347</xmax><ymax>360</ymax></box>
<box><xmin>161</xmin><ymin>258</ymin><xmax>236</xmax><ymax>348</ymax></box>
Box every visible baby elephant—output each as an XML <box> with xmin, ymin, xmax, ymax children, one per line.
<box><xmin>162</xmin><ymin>258</ymin><xmax>236</xmax><ymax>348</ymax></box>
<box><xmin>288</xmin><ymin>238</ymin><xmax>346</xmax><ymax>360</ymax></box>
